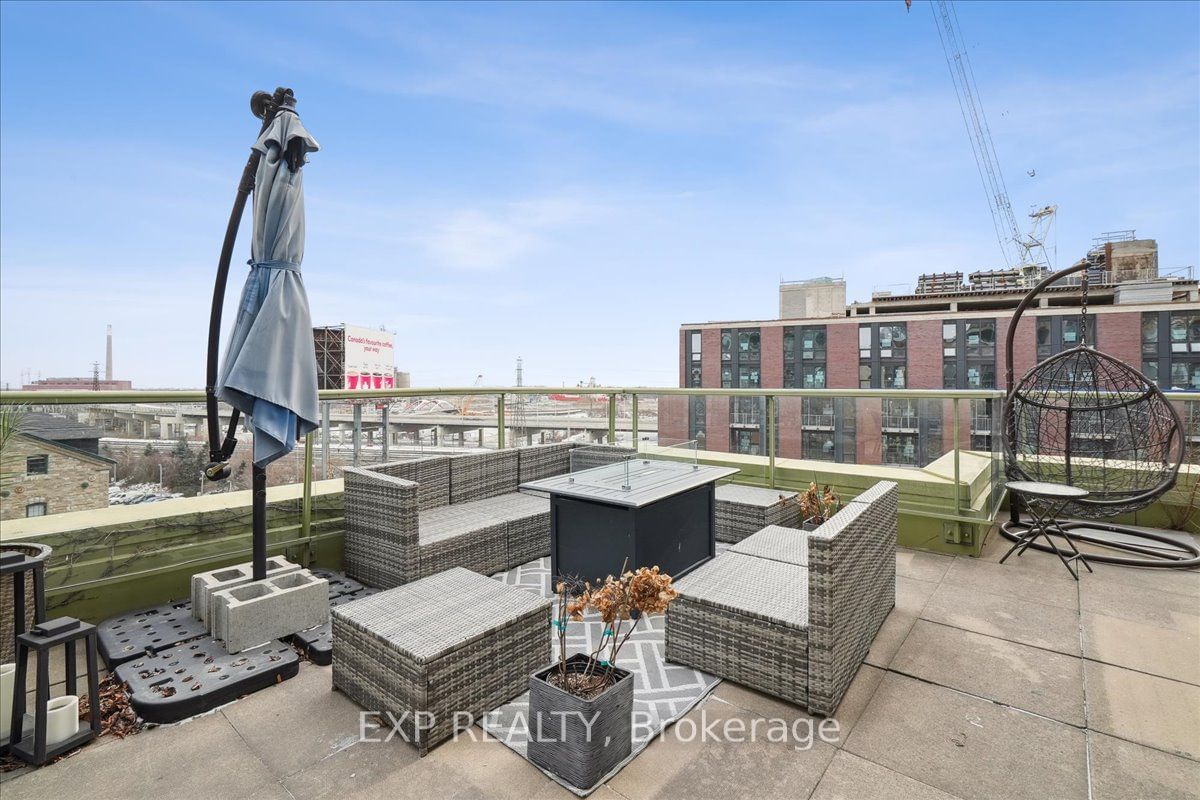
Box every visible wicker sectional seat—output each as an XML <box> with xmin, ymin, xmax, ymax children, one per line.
<box><xmin>343</xmin><ymin>444</ymin><xmax>639</xmax><ymax>588</ymax></box>
<box><xmin>666</xmin><ymin>480</ymin><xmax>897</xmax><ymax>716</ymax></box>
<box><xmin>714</xmin><ymin>484</ymin><xmax>801</xmax><ymax>544</ymax></box>
<box><xmin>332</xmin><ymin>567</ymin><xmax>551</xmax><ymax>755</ymax></box>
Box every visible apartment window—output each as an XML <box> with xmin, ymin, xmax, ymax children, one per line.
<box><xmin>1143</xmin><ymin>312</ymin><xmax>1200</xmax><ymax>391</ymax></box>
<box><xmin>722</xmin><ymin>326</ymin><xmax>767</xmax><ymax>446</ymax></box>
<box><xmin>800</xmin><ymin>397</ymin><xmax>856</xmax><ymax>463</ymax></box>
<box><xmin>25</xmin><ymin>502</ymin><xmax>47</xmax><ymax>518</ymax></box>
<box><xmin>1171</xmin><ymin>363</ymin><xmax>1200</xmax><ymax>391</ymax></box>
<box><xmin>881</xmin><ymin>365</ymin><xmax>907</xmax><ymax>389</ymax></box>
<box><xmin>801</xmin><ymin>365</ymin><xmax>826</xmax><ymax>389</ymax></box>
<box><xmin>970</xmin><ymin>398</ymin><xmax>996</xmax><ymax>451</ymax></box>
<box><xmin>784</xmin><ymin>325</ymin><xmax>827</xmax><ymax>389</ymax></box>
<box><xmin>859</xmin><ymin>323</ymin><xmax>906</xmax><ymax>389</ymax></box>
<box><xmin>881</xmin><ymin>398</ymin><xmax>943</xmax><ymax>467</ymax></box>
<box><xmin>1037</xmin><ymin>315</ymin><xmax>1096</xmax><ymax>361</ymax></box>
<box><xmin>943</xmin><ymin>320</ymin><xmax>997</xmax><ymax>389</ymax></box>
<box><xmin>685</xmin><ymin>329</ymin><xmax>702</xmax><ymax>388</ymax></box>
<box><xmin>722</xmin><ymin>328</ymin><xmax>760</xmax><ymax>385</ymax></box>
<box><xmin>731</xmin><ymin>427</ymin><xmax>762</xmax><ymax>456</ymax></box>
<box><xmin>1170</xmin><ymin>312</ymin><xmax>1200</xmax><ymax>353</ymax></box>
<box><xmin>738</xmin><ymin>330</ymin><xmax>760</xmax><ymax>357</ymax></box>
<box><xmin>1184</xmin><ymin>401</ymin><xmax>1200</xmax><ymax>465</ymax></box>
<box><xmin>800</xmin><ymin>327</ymin><xmax>827</xmax><ymax>360</ymax></box>
<box><xmin>782</xmin><ymin>327</ymin><xmax>796</xmax><ymax>387</ymax></box>
<box><xmin>26</xmin><ymin>455</ymin><xmax>48</xmax><ymax>475</ymax></box>
<box><xmin>687</xmin><ymin>396</ymin><xmax>707</xmax><ymax>441</ymax></box>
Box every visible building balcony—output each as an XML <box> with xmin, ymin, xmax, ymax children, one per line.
<box><xmin>800</xmin><ymin>413</ymin><xmax>836</xmax><ymax>430</ymax></box>
<box><xmin>1</xmin><ymin>385</ymin><xmax>1197</xmax><ymax>800</ymax></box>
<box><xmin>729</xmin><ymin>410</ymin><xmax>763</xmax><ymax>428</ymax></box>
<box><xmin>880</xmin><ymin>415</ymin><xmax>920</xmax><ymax>433</ymax></box>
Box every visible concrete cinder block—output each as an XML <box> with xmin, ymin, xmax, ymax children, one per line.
<box><xmin>211</xmin><ymin>569</ymin><xmax>329</xmax><ymax>654</ymax></box>
<box><xmin>190</xmin><ymin>556</ymin><xmax>300</xmax><ymax>628</ymax></box>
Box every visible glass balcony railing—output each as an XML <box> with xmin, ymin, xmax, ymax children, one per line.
<box><xmin>2</xmin><ymin>386</ymin><xmax>1197</xmax><ymax>547</ymax></box>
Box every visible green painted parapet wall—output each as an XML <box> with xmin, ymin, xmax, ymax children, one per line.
<box><xmin>0</xmin><ymin>480</ymin><xmax>345</xmax><ymax>623</ymax></box>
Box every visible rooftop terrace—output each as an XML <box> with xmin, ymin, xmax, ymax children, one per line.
<box><xmin>0</xmin><ymin>386</ymin><xmax>1197</xmax><ymax>799</ymax></box>
<box><xmin>2</xmin><ymin>533</ymin><xmax>1197</xmax><ymax>800</ymax></box>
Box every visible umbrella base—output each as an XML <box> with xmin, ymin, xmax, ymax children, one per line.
<box><xmin>115</xmin><ymin>637</ymin><xmax>299</xmax><ymax>725</ymax></box>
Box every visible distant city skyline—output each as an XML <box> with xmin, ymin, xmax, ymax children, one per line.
<box><xmin>2</xmin><ymin>1</ymin><xmax>1198</xmax><ymax>390</ymax></box>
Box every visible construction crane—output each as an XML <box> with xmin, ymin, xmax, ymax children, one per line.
<box><xmin>459</xmin><ymin>374</ymin><xmax>484</xmax><ymax>416</ymax></box>
<box><xmin>928</xmin><ymin>1</ymin><xmax>1053</xmax><ymax>271</ymax></box>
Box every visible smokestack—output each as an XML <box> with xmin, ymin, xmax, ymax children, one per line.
<box><xmin>105</xmin><ymin>324</ymin><xmax>113</xmax><ymax>381</ymax></box>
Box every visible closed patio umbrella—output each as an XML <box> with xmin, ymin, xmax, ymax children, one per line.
<box><xmin>204</xmin><ymin>87</ymin><xmax>320</xmax><ymax>580</ymax></box>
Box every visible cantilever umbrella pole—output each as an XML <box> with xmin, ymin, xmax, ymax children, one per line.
<box><xmin>205</xmin><ymin>90</ymin><xmax>280</xmax><ymax>582</ymax></box>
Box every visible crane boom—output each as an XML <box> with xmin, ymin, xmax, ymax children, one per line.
<box><xmin>930</xmin><ymin>0</ymin><xmax>1024</xmax><ymax>267</ymax></box>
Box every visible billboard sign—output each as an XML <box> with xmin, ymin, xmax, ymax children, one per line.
<box><xmin>343</xmin><ymin>325</ymin><xmax>395</xmax><ymax>390</ymax></box>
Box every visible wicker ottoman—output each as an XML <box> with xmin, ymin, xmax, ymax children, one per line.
<box><xmin>714</xmin><ymin>485</ymin><xmax>800</xmax><ymax>544</ymax></box>
<box><xmin>665</xmin><ymin>552</ymin><xmax>811</xmax><ymax>707</ymax></box>
<box><xmin>332</xmin><ymin>567</ymin><xmax>551</xmax><ymax>755</ymax></box>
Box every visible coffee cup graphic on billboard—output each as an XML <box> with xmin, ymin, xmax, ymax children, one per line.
<box><xmin>342</xmin><ymin>326</ymin><xmax>395</xmax><ymax>392</ymax></box>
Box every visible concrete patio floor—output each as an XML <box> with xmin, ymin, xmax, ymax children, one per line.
<box><xmin>3</xmin><ymin>529</ymin><xmax>1198</xmax><ymax>800</ymax></box>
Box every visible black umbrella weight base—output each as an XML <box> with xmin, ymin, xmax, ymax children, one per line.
<box><xmin>94</xmin><ymin>570</ymin><xmax>368</xmax><ymax>723</ymax></box>
<box><xmin>999</xmin><ymin>519</ymin><xmax>1200</xmax><ymax>570</ymax></box>
<box><xmin>114</xmin><ymin>637</ymin><xmax>299</xmax><ymax>724</ymax></box>
<box><xmin>98</xmin><ymin>600</ymin><xmax>208</xmax><ymax>667</ymax></box>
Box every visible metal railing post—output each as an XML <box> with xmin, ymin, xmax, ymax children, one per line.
<box><xmin>381</xmin><ymin>403</ymin><xmax>390</xmax><ymax>461</ymax></box>
<box><xmin>631</xmin><ymin>393</ymin><xmax>639</xmax><ymax>447</ymax></box>
<box><xmin>767</xmin><ymin>395</ymin><xmax>777</xmax><ymax>489</ymax></box>
<box><xmin>352</xmin><ymin>403</ymin><xmax>362</xmax><ymax>466</ymax></box>
<box><xmin>302</xmin><ymin>431</ymin><xmax>313</xmax><ymax>548</ymax></box>
<box><xmin>497</xmin><ymin>393</ymin><xmax>506</xmax><ymax>449</ymax></box>
<box><xmin>320</xmin><ymin>401</ymin><xmax>330</xmax><ymax>479</ymax></box>
<box><xmin>953</xmin><ymin>397</ymin><xmax>962</xmax><ymax>516</ymax></box>
<box><xmin>608</xmin><ymin>394</ymin><xmax>617</xmax><ymax>444</ymax></box>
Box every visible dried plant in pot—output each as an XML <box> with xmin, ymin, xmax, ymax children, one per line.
<box><xmin>797</xmin><ymin>482</ymin><xmax>841</xmax><ymax>531</ymax></box>
<box><xmin>529</xmin><ymin>566</ymin><xmax>678</xmax><ymax>789</ymax></box>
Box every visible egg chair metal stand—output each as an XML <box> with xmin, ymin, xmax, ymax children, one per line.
<box><xmin>1000</xmin><ymin>261</ymin><xmax>1199</xmax><ymax>569</ymax></box>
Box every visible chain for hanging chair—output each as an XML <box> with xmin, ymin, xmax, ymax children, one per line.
<box><xmin>1078</xmin><ymin>269</ymin><xmax>1089</xmax><ymax>347</ymax></box>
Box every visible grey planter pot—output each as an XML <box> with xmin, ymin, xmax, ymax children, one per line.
<box><xmin>801</xmin><ymin>518</ymin><xmax>821</xmax><ymax>532</ymax></box>
<box><xmin>528</xmin><ymin>653</ymin><xmax>634</xmax><ymax>789</ymax></box>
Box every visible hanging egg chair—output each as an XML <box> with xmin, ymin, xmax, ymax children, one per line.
<box><xmin>1001</xmin><ymin>261</ymin><xmax>1197</xmax><ymax>568</ymax></box>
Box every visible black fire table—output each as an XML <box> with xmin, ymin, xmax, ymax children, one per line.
<box><xmin>520</xmin><ymin>459</ymin><xmax>739</xmax><ymax>583</ymax></box>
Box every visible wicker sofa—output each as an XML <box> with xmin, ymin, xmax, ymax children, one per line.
<box><xmin>665</xmin><ymin>480</ymin><xmax>897</xmax><ymax>716</ymax></box>
<box><xmin>342</xmin><ymin>443</ymin><xmax>637</xmax><ymax>588</ymax></box>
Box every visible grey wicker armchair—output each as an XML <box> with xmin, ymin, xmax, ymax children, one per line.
<box><xmin>666</xmin><ymin>480</ymin><xmax>897</xmax><ymax>716</ymax></box>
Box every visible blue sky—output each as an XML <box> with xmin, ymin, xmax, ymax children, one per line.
<box><xmin>2</xmin><ymin>1</ymin><xmax>1197</xmax><ymax>389</ymax></box>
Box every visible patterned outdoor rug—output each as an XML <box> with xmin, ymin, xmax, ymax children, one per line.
<box><xmin>482</xmin><ymin>556</ymin><xmax>721</xmax><ymax>796</ymax></box>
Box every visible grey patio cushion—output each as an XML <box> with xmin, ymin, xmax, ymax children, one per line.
<box><xmin>333</xmin><ymin>567</ymin><xmax>550</xmax><ymax>664</ymax></box>
<box><xmin>675</xmin><ymin>552</ymin><xmax>808</xmax><ymax>630</ymax></box>
<box><xmin>418</xmin><ymin>493</ymin><xmax>548</xmax><ymax>541</ymax></box>
<box><xmin>729</xmin><ymin>524</ymin><xmax>809</xmax><ymax>567</ymax></box>
<box><xmin>715</xmin><ymin>484</ymin><xmax>797</xmax><ymax>507</ymax></box>
<box><xmin>481</xmin><ymin>492</ymin><xmax>551</xmax><ymax>522</ymax></box>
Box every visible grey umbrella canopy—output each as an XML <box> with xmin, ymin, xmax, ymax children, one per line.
<box><xmin>217</xmin><ymin>107</ymin><xmax>321</xmax><ymax>466</ymax></box>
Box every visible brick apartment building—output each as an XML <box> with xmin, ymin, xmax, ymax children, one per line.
<box><xmin>661</xmin><ymin>236</ymin><xmax>1200</xmax><ymax>468</ymax></box>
